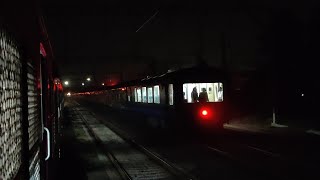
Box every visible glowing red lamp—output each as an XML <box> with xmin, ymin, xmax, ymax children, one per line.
<box><xmin>202</xmin><ymin>109</ymin><xmax>208</xmax><ymax>116</ymax></box>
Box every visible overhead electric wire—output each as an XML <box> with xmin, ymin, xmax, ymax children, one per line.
<box><xmin>135</xmin><ymin>9</ymin><xmax>159</xmax><ymax>32</ymax></box>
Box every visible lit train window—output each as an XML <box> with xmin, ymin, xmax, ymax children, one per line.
<box><xmin>135</xmin><ymin>88</ymin><xmax>142</xmax><ymax>102</ymax></box>
<box><xmin>147</xmin><ymin>87</ymin><xmax>153</xmax><ymax>103</ymax></box>
<box><xmin>169</xmin><ymin>84</ymin><xmax>174</xmax><ymax>105</ymax></box>
<box><xmin>127</xmin><ymin>87</ymin><xmax>131</xmax><ymax>102</ymax></box>
<box><xmin>142</xmin><ymin>87</ymin><xmax>147</xmax><ymax>103</ymax></box>
<box><xmin>134</xmin><ymin>88</ymin><xmax>137</xmax><ymax>102</ymax></box>
<box><xmin>153</xmin><ymin>85</ymin><xmax>160</xmax><ymax>104</ymax></box>
<box><xmin>183</xmin><ymin>83</ymin><xmax>223</xmax><ymax>103</ymax></box>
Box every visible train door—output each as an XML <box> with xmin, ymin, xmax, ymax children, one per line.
<box><xmin>40</xmin><ymin>51</ymin><xmax>57</xmax><ymax>180</ymax></box>
<box><xmin>40</xmin><ymin>54</ymin><xmax>50</xmax><ymax>180</ymax></box>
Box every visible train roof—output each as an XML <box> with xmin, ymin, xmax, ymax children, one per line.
<box><xmin>112</xmin><ymin>65</ymin><xmax>226</xmax><ymax>89</ymax></box>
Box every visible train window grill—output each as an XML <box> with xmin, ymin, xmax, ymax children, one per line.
<box><xmin>147</xmin><ymin>87</ymin><xmax>153</xmax><ymax>103</ymax></box>
<box><xmin>27</xmin><ymin>63</ymin><xmax>40</xmax><ymax>151</ymax></box>
<box><xmin>29</xmin><ymin>148</ymin><xmax>40</xmax><ymax>180</ymax></box>
<box><xmin>0</xmin><ymin>29</ymin><xmax>23</xmax><ymax>180</ymax></box>
<box><xmin>183</xmin><ymin>82</ymin><xmax>223</xmax><ymax>103</ymax></box>
<box><xmin>153</xmin><ymin>85</ymin><xmax>160</xmax><ymax>104</ymax></box>
<box><xmin>142</xmin><ymin>87</ymin><xmax>147</xmax><ymax>103</ymax></box>
<box><xmin>168</xmin><ymin>84</ymin><xmax>174</xmax><ymax>105</ymax></box>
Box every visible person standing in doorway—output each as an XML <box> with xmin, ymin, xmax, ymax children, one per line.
<box><xmin>191</xmin><ymin>87</ymin><xmax>198</xmax><ymax>103</ymax></box>
<box><xmin>199</xmin><ymin>88</ymin><xmax>209</xmax><ymax>103</ymax></box>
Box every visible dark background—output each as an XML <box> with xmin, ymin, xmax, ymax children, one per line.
<box><xmin>42</xmin><ymin>0</ymin><xmax>318</xmax><ymax>79</ymax></box>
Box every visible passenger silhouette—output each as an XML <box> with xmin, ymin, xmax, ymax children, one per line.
<box><xmin>191</xmin><ymin>87</ymin><xmax>198</xmax><ymax>103</ymax></box>
<box><xmin>199</xmin><ymin>88</ymin><xmax>209</xmax><ymax>103</ymax></box>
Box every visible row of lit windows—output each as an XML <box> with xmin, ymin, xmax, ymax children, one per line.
<box><xmin>126</xmin><ymin>83</ymin><xmax>223</xmax><ymax>104</ymax></box>
<box><xmin>131</xmin><ymin>84</ymin><xmax>174</xmax><ymax>105</ymax></box>
<box><xmin>134</xmin><ymin>85</ymin><xmax>161</xmax><ymax>104</ymax></box>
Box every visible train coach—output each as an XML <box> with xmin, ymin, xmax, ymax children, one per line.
<box><xmin>1</xmin><ymin>15</ymin><xmax>64</xmax><ymax>180</ymax></box>
<box><xmin>86</xmin><ymin>65</ymin><xmax>228</xmax><ymax>131</ymax></box>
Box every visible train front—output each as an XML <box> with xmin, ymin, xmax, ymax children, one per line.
<box><xmin>181</xmin><ymin>82</ymin><xmax>226</xmax><ymax>131</ymax></box>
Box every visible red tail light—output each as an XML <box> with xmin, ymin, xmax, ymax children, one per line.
<box><xmin>199</xmin><ymin>107</ymin><xmax>214</xmax><ymax>121</ymax></box>
<box><xmin>200</xmin><ymin>108</ymin><xmax>211</xmax><ymax>118</ymax></box>
<box><xmin>202</xmin><ymin>110</ymin><xmax>208</xmax><ymax>116</ymax></box>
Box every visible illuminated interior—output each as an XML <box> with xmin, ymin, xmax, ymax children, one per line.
<box><xmin>153</xmin><ymin>85</ymin><xmax>160</xmax><ymax>104</ymax></box>
<box><xmin>147</xmin><ymin>87</ymin><xmax>153</xmax><ymax>103</ymax></box>
<box><xmin>169</xmin><ymin>84</ymin><xmax>174</xmax><ymax>105</ymax></box>
<box><xmin>183</xmin><ymin>83</ymin><xmax>223</xmax><ymax>103</ymax></box>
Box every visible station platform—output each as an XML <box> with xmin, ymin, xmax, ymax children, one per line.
<box><xmin>224</xmin><ymin>118</ymin><xmax>320</xmax><ymax>136</ymax></box>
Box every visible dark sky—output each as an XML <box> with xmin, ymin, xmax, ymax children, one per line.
<box><xmin>42</xmin><ymin>0</ymin><xmax>319</xmax><ymax>84</ymax></box>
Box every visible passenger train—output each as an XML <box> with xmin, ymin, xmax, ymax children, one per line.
<box><xmin>82</xmin><ymin>65</ymin><xmax>228</xmax><ymax>131</ymax></box>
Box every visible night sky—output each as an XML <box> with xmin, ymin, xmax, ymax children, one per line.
<box><xmin>42</xmin><ymin>0</ymin><xmax>320</xmax><ymax>87</ymax></box>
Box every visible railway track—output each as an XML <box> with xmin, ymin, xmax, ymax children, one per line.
<box><xmin>69</xmin><ymin>103</ymin><xmax>195</xmax><ymax>180</ymax></box>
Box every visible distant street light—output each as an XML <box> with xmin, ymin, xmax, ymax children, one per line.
<box><xmin>64</xmin><ymin>81</ymin><xmax>69</xmax><ymax>85</ymax></box>
<box><xmin>102</xmin><ymin>83</ymin><xmax>105</xmax><ymax>86</ymax></box>
<box><xmin>86</xmin><ymin>77</ymin><xmax>91</xmax><ymax>81</ymax></box>
<box><xmin>82</xmin><ymin>83</ymin><xmax>85</xmax><ymax>86</ymax></box>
